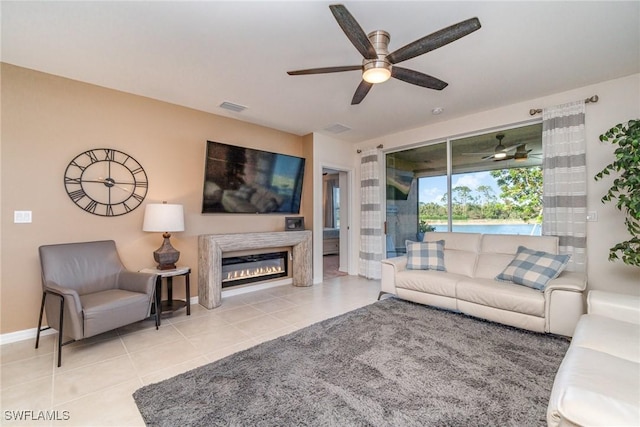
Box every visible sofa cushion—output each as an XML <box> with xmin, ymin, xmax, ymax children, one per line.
<box><xmin>395</xmin><ymin>269</ymin><xmax>463</xmax><ymax>298</ymax></box>
<box><xmin>424</xmin><ymin>231</ymin><xmax>481</xmax><ymax>251</ymax></box>
<box><xmin>547</xmin><ymin>346</ymin><xmax>640</xmax><ymax>427</ymax></box>
<box><xmin>424</xmin><ymin>232</ymin><xmax>480</xmax><ymax>277</ymax></box>
<box><xmin>406</xmin><ymin>240</ymin><xmax>445</xmax><ymax>271</ymax></box>
<box><xmin>558</xmin><ymin>386</ymin><xmax>640</xmax><ymax>427</ymax></box>
<box><xmin>496</xmin><ymin>246</ymin><xmax>570</xmax><ymax>290</ymax></box>
<box><xmin>571</xmin><ymin>314</ymin><xmax>640</xmax><ymax>363</ymax></box>
<box><xmin>481</xmin><ymin>233</ymin><xmax>559</xmax><ymax>254</ymax></box>
<box><xmin>474</xmin><ymin>253</ymin><xmax>515</xmax><ymax>279</ymax></box>
<box><xmin>457</xmin><ymin>278</ymin><xmax>545</xmax><ymax>317</ymax></box>
<box><xmin>475</xmin><ymin>234</ymin><xmax>559</xmax><ymax>279</ymax></box>
<box><xmin>588</xmin><ymin>291</ymin><xmax>640</xmax><ymax>325</ymax></box>
<box><xmin>548</xmin><ymin>307</ymin><xmax>640</xmax><ymax>427</ymax></box>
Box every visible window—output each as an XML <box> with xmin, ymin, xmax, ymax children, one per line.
<box><xmin>333</xmin><ymin>186</ymin><xmax>340</xmax><ymax>228</ymax></box>
<box><xmin>323</xmin><ymin>173</ymin><xmax>340</xmax><ymax>229</ymax></box>
<box><xmin>386</xmin><ymin>123</ymin><xmax>542</xmax><ymax>252</ymax></box>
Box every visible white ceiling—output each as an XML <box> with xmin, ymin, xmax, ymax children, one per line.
<box><xmin>2</xmin><ymin>1</ymin><xmax>639</xmax><ymax>143</ymax></box>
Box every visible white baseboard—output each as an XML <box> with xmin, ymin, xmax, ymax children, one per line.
<box><xmin>1</xmin><ymin>295</ymin><xmax>201</xmax><ymax>346</ymax></box>
<box><xmin>0</xmin><ymin>327</ymin><xmax>56</xmax><ymax>345</ymax></box>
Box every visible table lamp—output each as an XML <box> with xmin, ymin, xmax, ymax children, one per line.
<box><xmin>143</xmin><ymin>202</ymin><xmax>185</xmax><ymax>270</ymax></box>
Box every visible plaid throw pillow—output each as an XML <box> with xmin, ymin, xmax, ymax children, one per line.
<box><xmin>406</xmin><ymin>240</ymin><xmax>446</xmax><ymax>271</ymax></box>
<box><xmin>496</xmin><ymin>246</ymin><xmax>570</xmax><ymax>291</ymax></box>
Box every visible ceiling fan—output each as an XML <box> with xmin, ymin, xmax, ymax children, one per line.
<box><xmin>474</xmin><ymin>133</ymin><xmax>536</xmax><ymax>162</ymax></box>
<box><xmin>287</xmin><ymin>4</ymin><xmax>481</xmax><ymax>104</ymax></box>
<box><xmin>512</xmin><ymin>144</ymin><xmax>536</xmax><ymax>161</ymax></box>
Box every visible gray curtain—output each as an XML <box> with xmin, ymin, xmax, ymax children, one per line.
<box><xmin>542</xmin><ymin>100</ymin><xmax>587</xmax><ymax>272</ymax></box>
<box><xmin>359</xmin><ymin>148</ymin><xmax>383</xmax><ymax>279</ymax></box>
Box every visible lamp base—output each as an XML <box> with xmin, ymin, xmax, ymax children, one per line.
<box><xmin>153</xmin><ymin>232</ymin><xmax>180</xmax><ymax>270</ymax></box>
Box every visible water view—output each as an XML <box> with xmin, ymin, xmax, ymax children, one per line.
<box><xmin>432</xmin><ymin>223</ymin><xmax>541</xmax><ymax>236</ymax></box>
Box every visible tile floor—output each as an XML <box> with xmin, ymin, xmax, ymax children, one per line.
<box><xmin>0</xmin><ymin>275</ymin><xmax>380</xmax><ymax>426</ymax></box>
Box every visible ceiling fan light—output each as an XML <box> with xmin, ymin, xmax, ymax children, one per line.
<box><xmin>494</xmin><ymin>152</ymin><xmax>507</xmax><ymax>160</ymax></box>
<box><xmin>363</xmin><ymin>58</ymin><xmax>391</xmax><ymax>84</ymax></box>
<box><xmin>363</xmin><ymin>66</ymin><xmax>391</xmax><ymax>84</ymax></box>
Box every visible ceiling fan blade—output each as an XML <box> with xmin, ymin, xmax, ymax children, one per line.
<box><xmin>351</xmin><ymin>80</ymin><xmax>373</xmax><ymax>105</ymax></box>
<box><xmin>386</xmin><ymin>17</ymin><xmax>481</xmax><ymax>64</ymax></box>
<box><xmin>287</xmin><ymin>65</ymin><xmax>362</xmax><ymax>75</ymax></box>
<box><xmin>391</xmin><ymin>67</ymin><xmax>448</xmax><ymax>90</ymax></box>
<box><xmin>329</xmin><ymin>4</ymin><xmax>378</xmax><ymax>60</ymax></box>
<box><xmin>462</xmin><ymin>152</ymin><xmax>494</xmax><ymax>156</ymax></box>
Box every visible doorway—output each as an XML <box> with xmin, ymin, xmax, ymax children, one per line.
<box><xmin>322</xmin><ymin>167</ymin><xmax>349</xmax><ymax>280</ymax></box>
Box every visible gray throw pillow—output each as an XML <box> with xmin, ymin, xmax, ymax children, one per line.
<box><xmin>406</xmin><ymin>240</ymin><xmax>446</xmax><ymax>271</ymax></box>
<box><xmin>496</xmin><ymin>246</ymin><xmax>570</xmax><ymax>291</ymax></box>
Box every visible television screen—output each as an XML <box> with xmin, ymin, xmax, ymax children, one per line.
<box><xmin>202</xmin><ymin>141</ymin><xmax>306</xmax><ymax>214</ymax></box>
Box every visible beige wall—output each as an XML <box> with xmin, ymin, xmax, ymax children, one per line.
<box><xmin>1</xmin><ymin>64</ymin><xmax>312</xmax><ymax>334</ymax></box>
<box><xmin>3</xmin><ymin>63</ymin><xmax>638</xmax><ymax>336</ymax></box>
<box><xmin>353</xmin><ymin>73</ymin><xmax>640</xmax><ymax>296</ymax></box>
<box><xmin>311</xmin><ymin>133</ymin><xmax>359</xmax><ymax>283</ymax></box>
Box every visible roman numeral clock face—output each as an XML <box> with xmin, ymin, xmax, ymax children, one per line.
<box><xmin>64</xmin><ymin>149</ymin><xmax>148</xmax><ymax>216</ymax></box>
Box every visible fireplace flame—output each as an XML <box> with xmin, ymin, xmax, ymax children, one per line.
<box><xmin>223</xmin><ymin>265</ymin><xmax>285</xmax><ymax>282</ymax></box>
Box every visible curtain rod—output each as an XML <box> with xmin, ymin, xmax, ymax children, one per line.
<box><xmin>529</xmin><ymin>95</ymin><xmax>599</xmax><ymax>116</ymax></box>
<box><xmin>357</xmin><ymin>144</ymin><xmax>383</xmax><ymax>154</ymax></box>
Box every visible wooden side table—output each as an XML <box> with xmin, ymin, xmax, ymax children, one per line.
<box><xmin>140</xmin><ymin>266</ymin><xmax>191</xmax><ymax>328</ymax></box>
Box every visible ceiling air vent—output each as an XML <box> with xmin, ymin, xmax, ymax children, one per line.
<box><xmin>324</xmin><ymin>123</ymin><xmax>351</xmax><ymax>134</ymax></box>
<box><xmin>219</xmin><ymin>101</ymin><xmax>247</xmax><ymax>113</ymax></box>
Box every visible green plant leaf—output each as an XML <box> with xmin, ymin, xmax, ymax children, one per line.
<box><xmin>597</xmin><ymin>119</ymin><xmax>640</xmax><ymax>267</ymax></box>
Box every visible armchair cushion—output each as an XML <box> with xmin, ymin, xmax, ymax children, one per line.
<box><xmin>81</xmin><ymin>289</ymin><xmax>152</xmax><ymax>337</ymax></box>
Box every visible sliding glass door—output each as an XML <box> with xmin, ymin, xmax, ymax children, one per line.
<box><xmin>385</xmin><ymin>142</ymin><xmax>447</xmax><ymax>256</ymax></box>
<box><xmin>385</xmin><ymin>123</ymin><xmax>543</xmax><ymax>256</ymax></box>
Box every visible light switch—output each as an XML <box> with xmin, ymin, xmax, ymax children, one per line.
<box><xmin>586</xmin><ymin>211</ymin><xmax>598</xmax><ymax>222</ymax></box>
<box><xmin>14</xmin><ymin>211</ymin><xmax>32</xmax><ymax>223</ymax></box>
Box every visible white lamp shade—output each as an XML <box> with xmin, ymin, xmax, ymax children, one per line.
<box><xmin>143</xmin><ymin>204</ymin><xmax>185</xmax><ymax>232</ymax></box>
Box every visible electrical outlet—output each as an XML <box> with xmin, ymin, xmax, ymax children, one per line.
<box><xmin>586</xmin><ymin>211</ymin><xmax>598</xmax><ymax>222</ymax></box>
<box><xmin>14</xmin><ymin>211</ymin><xmax>32</xmax><ymax>223</ymax></box>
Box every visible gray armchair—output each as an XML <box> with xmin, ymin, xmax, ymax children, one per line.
<box><xmin>36</xmin><ymin>240</ymin><xmax>157</xmax><ymax>367</ymax></box>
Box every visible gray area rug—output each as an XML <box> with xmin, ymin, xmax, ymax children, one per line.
<box><xmin>133</xmin><ymin>298</ymin><xmax>569</xmax><ymax>426</ymax></box>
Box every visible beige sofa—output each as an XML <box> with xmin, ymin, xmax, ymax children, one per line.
<box><xmin>547</xmin><ymin>290</ymin><xmax>640</xmax><ymax>426</ymax></box>
<box><xmin>381</xmin><ymin>232</ymin><xmax>587</xmax><ymax>337</ymax></box>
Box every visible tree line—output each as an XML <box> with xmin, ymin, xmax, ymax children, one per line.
<box><xmin>420</xmin><ymin>167</ymin><xmax>543</xmax><ymax>223</ymax></box>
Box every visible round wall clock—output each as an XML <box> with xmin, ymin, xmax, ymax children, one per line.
<box><xmin>64</xmin><ymin>148</ymin><xmax>148</xmax><ymax>216</ymax></box>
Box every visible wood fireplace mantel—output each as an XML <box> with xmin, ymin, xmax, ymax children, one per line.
<box><xmin>198</xmin><ymin>230</ymin><xmax>312</xmax><ymax>309</ymax></box>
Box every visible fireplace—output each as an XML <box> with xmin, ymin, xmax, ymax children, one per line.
<box><xmin>198</xmin><ymin>230</ymin><xmax>312</xmax><ymax>309</ymax></box>
<box><xmin>221</xmin><ymin>251</ymin><xmax>288</xmax><ymax>288</ymax></box>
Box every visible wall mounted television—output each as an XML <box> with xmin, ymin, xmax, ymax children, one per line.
<box><xmin>202</xmin><ymin>141</ymin><xmax>306</xmax><ymax>214</ymax></box>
